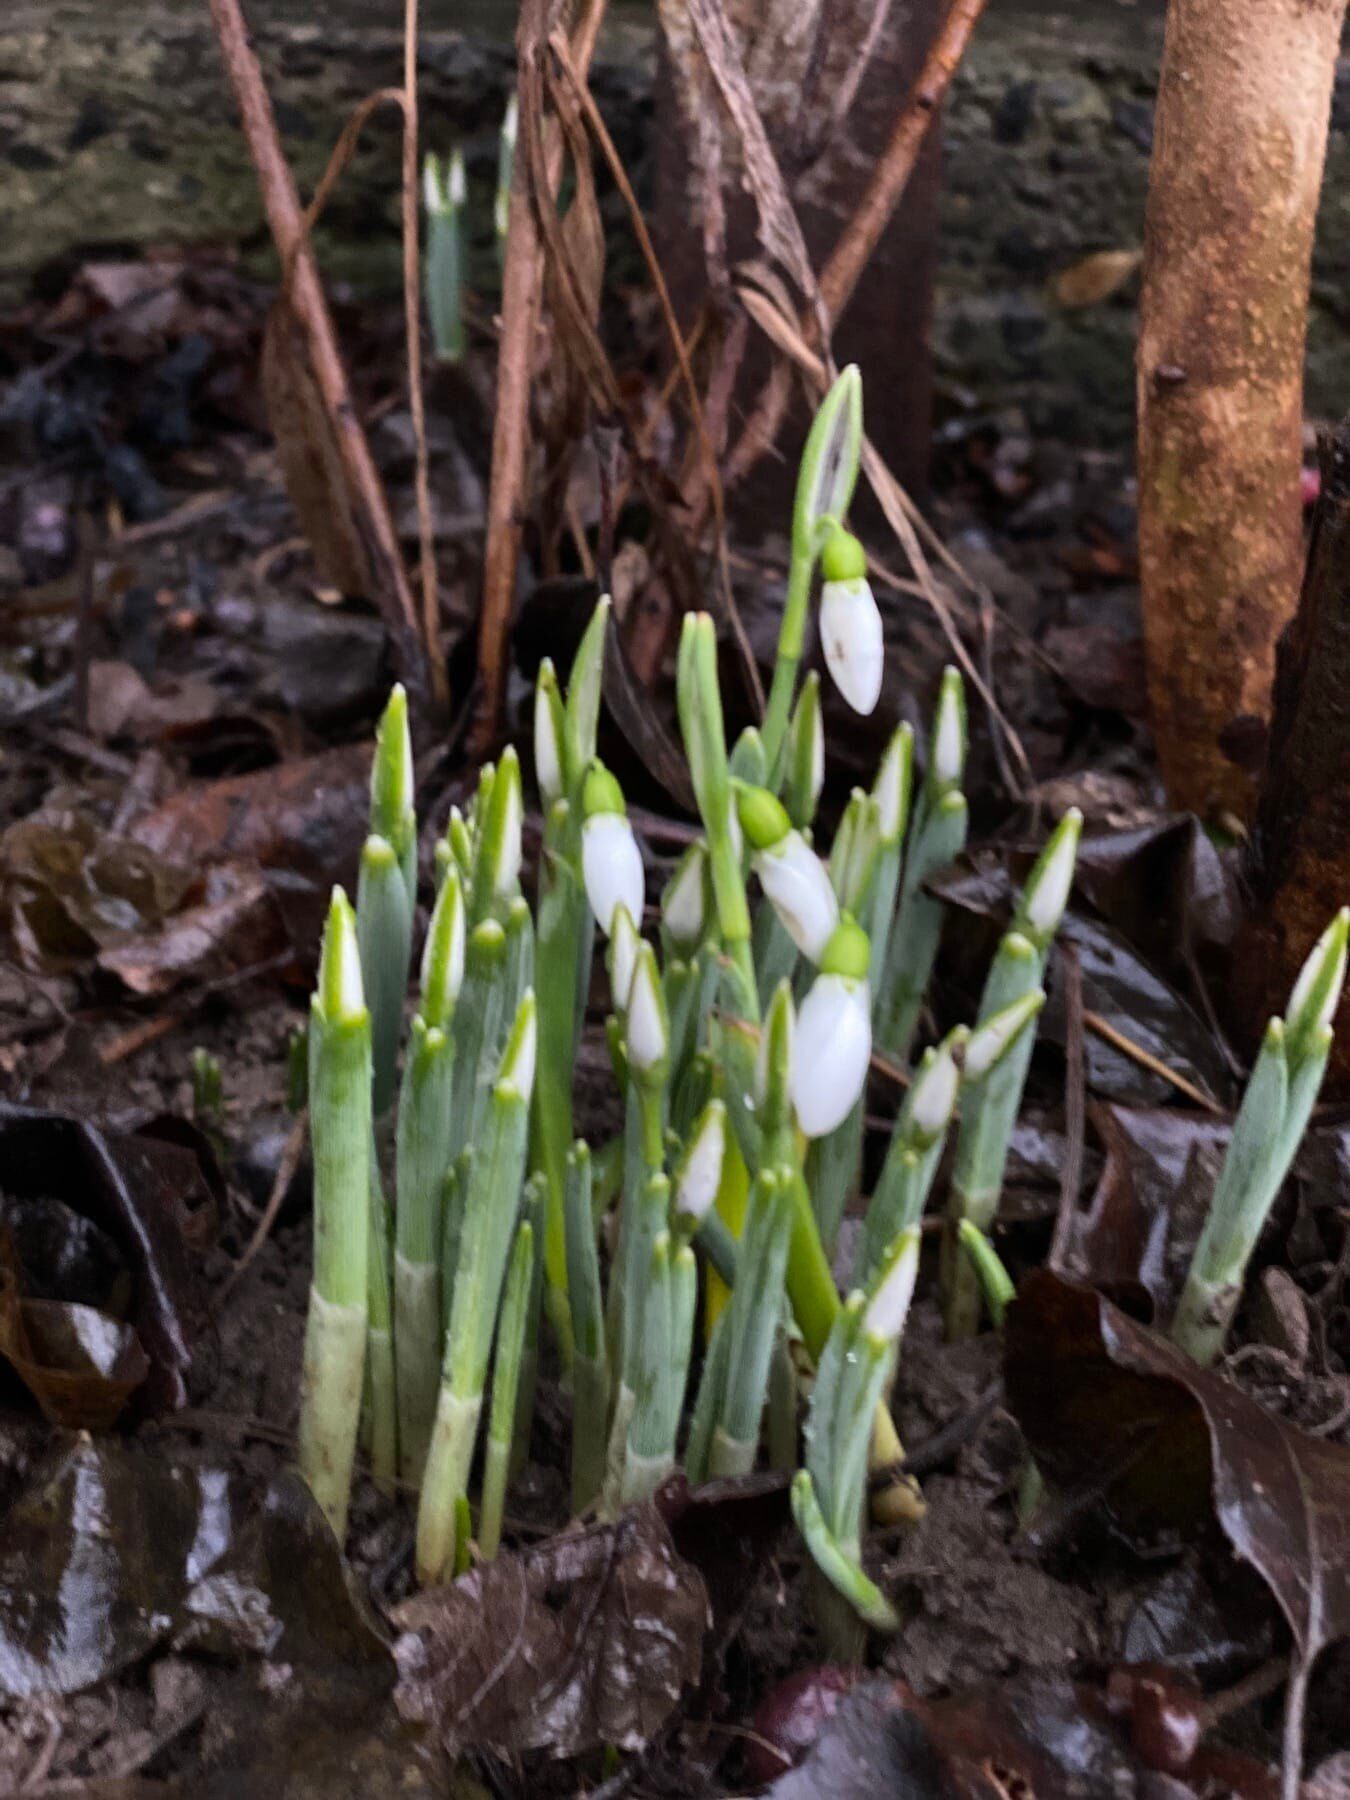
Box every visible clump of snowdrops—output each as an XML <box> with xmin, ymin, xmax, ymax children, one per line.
<box><xmin>295</xmin><ymin>366</ymin><xmax>1347</xmax><ymax>1649</ymax></box>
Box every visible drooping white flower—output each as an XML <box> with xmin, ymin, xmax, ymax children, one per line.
<box><xmin>625</xmin><ymin>946</ymin><xmax>667</xmax><ymax>1074</ymax></box>
<box><xmin>755</xmin><ymin>831</ymin><xmax>839</xmax><ymax>963</ymax></box>
<box><xmin>661</xmin><ymin>842</ymin><xmax>708</xmax><ymax>950</ymax></box>
<box><xmin>792</xmin><ymin>970</ymin><xmax>872</xmax><ymax>1138</ymax></box>
<box><xmin>863</xmin><ymin>1228</ymin><xmax>920</xmax><ymax>1344</ymax></box>
<box><xmin>675</xmin><ymin>1100</ymin><xmax>726</xmax><ymax>1225</ymax></box>
<box><xmin>583</xmin><ymin>813</ymin><xmax>643</xmax><ymax>938</ymax></box>
<box><xmin>820</xmin><ymin>576</ymin><xmax>884</xmax><ymax>716</ymax></box>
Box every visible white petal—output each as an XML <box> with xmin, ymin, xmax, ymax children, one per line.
<box><xmin>583</xmin><ymin>813</ymin><xmax>644</xmax><ymax>937</ymax></box>
<box><xmin>864</xmin><ymin>1230</ymin><xmax>919</xmax><ymax>1342</ymax></box>
<box><xmin>676</xmin><ymin>1103</ymin><xmax>725</xmax><ymax>1223</ymax></box>
<box><xmin>820</xmin><ymin>578</ymin><xmax>883</xmax><ymax>716</ymax></box>
<box><xmin>1023</xmin><ymin>825</ymin><xmax>1078</xmax><ymax>939</ymax></box>
<box><xmin>448</xmin><ymin>147</ymin><xmax>466</xmax><ymax>206</ymax></box>
<box><xmin>932</xmin><ymin>682</ymin><xmax>965</xmax><ymax>789</ymax></box>
<box><xmin>626</xmin><ymin>954</ymin><xmax>666</xmax><ymax>1072</ymax></box>
<box><xmin>608</xmin><ymin>904</ymin><xmax>640</xmax><ymax>1011</ymax></box>
<box><xmin>791</xmin><ymin>973</ymin><xmax>871</xmax><ymax>1138</ymax></box>
<box><xmin>662</xmin><ymin>846</ymin><xmax>706</xmax><ymax>948</ymax></box>
<box><xmin>534</xmin><ymin>686</ymin><xmax>563</xmax><ymax>805</ymax></box>
<box><xmin>755</xmin><ymin>833</ymin><xmax>839</xmax><ymax>963</ymax></box>
<box><xmin>909</xmin><ymin>1047</ymin><xmax>959</xmax><ymax>1140</ymax></box>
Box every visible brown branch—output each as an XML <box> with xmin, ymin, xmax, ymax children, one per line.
<box><xmin>472</xmin><ymin>0</ymin><xmax>608</xmax><ymax>756</ymax></box>
<box><xmin>206</xmin><ymin>0</ymin><xmax>429</xmax><ymax>707</ymax></box>
<box><xmin>402</xmin><ymin>0</ymin><xmax>447</xmax><ymax>708</ymax></box>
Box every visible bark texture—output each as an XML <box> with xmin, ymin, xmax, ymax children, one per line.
<box><xmin>1238</xmin><ymin>418</ymin><xmax>1350</xmax><ymax>1094</ymax></box>
<box><xmin>1136</xmin><ymin>0</ymin><xmax>1347</xmax><ymax>823</ymax></box>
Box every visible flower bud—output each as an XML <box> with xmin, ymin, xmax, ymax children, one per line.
<box><xmin>419</xmin><ymin>866</ymin><xmax>465</xmax><ymax>1027</ymax></box>
<box><xmin>581</xmin><ymin>763</ymin><xmax>644</xmax><ymax>937</ymax></box>
<box><xmin>1018</xmin><ymin>808</ymin><xmax>1082</xmax><ymax>948</ymax></box>
<box><xmin>499</xmin><ymin>989</ymin><xmax>537</xmax><ymax>1101</ymax></box>
<box><xmin>661</xmin><ymin>841</ymin><xmax>709</xmax><ymax>949</ymax></box>
<box><xmin>792</xmin><ymin>964</ymin><xmax>872</xmax><ymax>1138</ymax></box>
<box><xmin>534</xmin><ymin>660</ymin><xmax>566</xmax><ymax>805</ymax></box>
<box><xmin>863</xmin><ymin>1227</ymin><xmax>920</xmax><ymax>1345</ymax></box>
<box><xmin>674</xmin><ymin>1099</ymin><xmax>726</xmax><ymax>1226</ymax></box>
<box><xmin>317</xmin><ymin>886</ymin><xmax>366</xmax><ymax>1024</ymax></box>
<box><xmin>754</xmin><ymin>830</ymin><xmax>839</xmax><ymax>963</ymax></box>
<box><xmin>929</xmin><ymin>667</ymin><xmax>967</xmax><ymax>795</ymax></box>
<box><xmin>608</xmin><ymin>902</ymin><xmax>640</xmax><ymax>1012</ymax></box>
<box><xmin>819</xmin><ymin>529</ymin><xmax>883</xmax><ymax>717</ymax></box>
<box><xmin>626</xmin><ymin>943</ymin><xmax>668</xmax><ymax>1075</ymax></box>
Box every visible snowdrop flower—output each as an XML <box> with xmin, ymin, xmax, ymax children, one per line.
<box><xmin>317</xmin><ymin>887</ymin><xmax>366</xmax><ymax>1024</ymax></box>
<box><xmin>907</xmin><ymin>1032</ymin><xmax>964</xmax><ymax>1146</ymax></box>
<box><xmin>625</xmin><ymin>944</ymin><xmax>668</xmax><ymax>1075</ymax></box>
<box><xmin>607</xmin><ymin>903</ymin><xmax>640</xmax><ymax>1013</ymax></box>
<box><xmin>485</xmin><ymin>747</ymin><xmax>523</xmax><ymax>897</ymax></box>
<box><xmin>419</xmin><ymin>866</ymin><xmax>465</xmax><ymax>1028</ymax></box>
<box><xmin>1018</xmin><ymin>807</ymin><xmax>1082</xmax><ymax>948</ymax></box>
<box><xmin>500</xmin><ymin>990</ymin><xmax>537</xmax><ymax>1103</ymax></box>
<box><xmin>964</xmin><ymin>990</ymin><xmax>1045</xmax><ymax>1083</ymax></box>
<box><xmin>791</xmin><ymin>917</ymin><xmax>872</xmax><ymax>1138</ymax></box>
<box><xmin>930</xmin><ymin>667</ymin><xmax>966</xmax><ymax>794</ymax></box>
<box><xmin>863</xmin><ymin>1227</ymin><xmax>920</xmax><ymax>1345</ymax></box>
<box><xmin>819</xmin><ymin>527</ymin><xmax>883</xmax><ymax>717</ymax></box>
<box><xmin>873</xmin><ymin>723</ymin><xmax>914</xmax><ymax>846</ymax></box>
<box><xmin>674</xmin><ymin>1099</ymin><xmax>726</xmax><ymax>1227</ymax></box>
<box><xmin>661</xmin><ymin>841</ymin><xmax>708</xmax><ymax>950</ymax></box>
<box><xmin>739</xmin><ymin>783</ymin><xmax>838</xmax><ymax>963</ymax></box>
<box><xmin>534</xmin><ymin>660</ymin><xmax>565</xmax><ymax>806</ymax></box>
<box><xmin>581</xmin><ymin>762</ymin><xmax>644</xmax><ymax>938</ymax></box>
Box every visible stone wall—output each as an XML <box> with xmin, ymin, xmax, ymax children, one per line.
<box><xmin>5</xmin><ymin>0</ymin><xmax>1350</xmax><ymax>445</ymax></box>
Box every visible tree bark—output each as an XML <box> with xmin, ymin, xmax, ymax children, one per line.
<box><xmin>1136</xmin><ymin>0</ymin><xmax>1347</xmax><ymax>824</ymax></box>
<box><xmin>1238</xmin><ymin>418</ymin><xmax>1350</xmax><ymax>1094</ymax></box>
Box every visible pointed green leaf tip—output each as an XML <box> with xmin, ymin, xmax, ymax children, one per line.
<box><xmin>820</xmin><ymin>914</ymin><xmax>870</xmax><ymax>982</ymax></box>
<box><xmin>963</xmin><ymin>988</ymin><xmax>1045</xmax><ymax>1081</ymax></box>
<box><xmin>499</xmin><ymin>988</ymin><xmax>538</xmax><ymax>1100</ymax></box>
<box><xmin>1019</xmin><ymin>807</ymin><xmax>1082</xmax><ymax>945</ymax></box>
<box><xmin>820</xmin><ymin>525</ymin><xmax>868</xmax><ymax>584</ymax></box>
<box><xmin>735</xmin><ymin>782</ymin><xmax>791</xmax><ymax>851</ymax></box>
<box><xmin>482</xmin><ymin>745</ymin><xmax>523</xmax><ymax>896</ymax></box>
<box><xmin>929</xmin><ymin>666</ymin><xmax>967</xmax><ymax>793</ymax></box>
<box><xmin>565</xmin><ymin>596</ymin><xmax>611</xmax><ymax>779</ymax></box>
<box><xmin>794</xmin><ymin>363</ymin><xmax>863</xmax><ymax>554</ymax></box>
<box><xmin>582</xmin><ymin>760</ymin><xmax>625</xmax><ymax>820</ymax></box>
<box><xmin>758</xmin><ymin>977</ymin><xmax>796</xmax><ymax>1109</ymax></box>
<box><xmin>873</xmin><ymin>723</ymin><xmax>914</xmax><ymax>843</ymax></box>
<box><xmin>370</xmin><ymin>684</ymin><xmax>413</xmax><ymax>842</ymax></box>
<box><xmin>1284</xmin><ymin>907</ymin><xmax>1350</xmax><ymax>1059</ymax></box>
<box><xmin>420</xmin><ymin>868</ymin><xmax>465</xmax><ymax>1028</ymax></box>
<box><xmin>318</xmin><ymin>886</ymin><xmax>366</xmax><ymax>1024</ymax></box>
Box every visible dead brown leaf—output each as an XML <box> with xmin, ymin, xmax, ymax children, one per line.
<box><xmin>1051</xmin><ymin>248</ymin><xmax>1143</xmax><ymax>309</ymax></box>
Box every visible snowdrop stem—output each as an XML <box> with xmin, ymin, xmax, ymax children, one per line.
<box><xmin>762</xmin><ymin>547</ymin><xmax>815</xmax><ymax>777</ymax></box>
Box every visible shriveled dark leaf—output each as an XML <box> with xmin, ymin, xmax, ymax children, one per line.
<box><xmin>657</xmin><ymin>1466</ymin><xmax>792</xmax><ymax>1655</ymax></box>
<box><xmin>769</xmin><ymin>1673</ymin><xmax>1284</xmax><ymax>1798</ymax></box>
<box><xmin>0</xmin><ymin>1105</ymin><xmax>214</xmax><ymax>1414</ymax></box>
<box><xmin>392</xmin><ymin>1503</ymin><xmax>708</xmax><ymax>1759</ymax></box>
<box><xmin>1072</xmin><ymin>815</ymin><xmax>1240</xmax><ymax>974</ymax></box>
<box><xmin>1007</xmin><ymin>1272</ymin><xmax>1350</xmax><ymax>1675</ymax></box>
<box><xmin>0</xmin><ymin>1232</ymin><xmax>149</xmax><ymax>1428</ymax></box>
<box><xmin>129</xmin><ymin>743</ymin><xmax>370</xmax><ymax>880</ymax></box>
<box><xmin>98</xmin><ymin>859</ymin><xmax>290</xmax><ymax>996</ymax></box>
<box><xmin>1058</xmin><ymin>1104</ymin><xmax>1231</xmax><ymax>1317</ymax></box>
<box><xmin>86</xmin><ymin>659</ymin><xmax>221</xmax><ymax>743</ymax></box>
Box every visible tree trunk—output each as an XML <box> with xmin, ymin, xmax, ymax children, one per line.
<box><xmin>654</xmin><ymin>0</ymin><xmax>942</xmax><ymax>518</ymax></box>
<box><xmin>1237</xmin><ymin>417</ymin><xmax>1350</xmax><ymax>1095</ymax></box>
<box><xmin>1136</xmin><ymin>0</ymin><xmax>1347</xmax><ymax>824</ymax></box>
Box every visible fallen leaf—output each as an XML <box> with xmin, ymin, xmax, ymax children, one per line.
<box><xmin>0</xmin><ymin>1232</ymin><xmax>149</xmax><ymax>1429</ymax></box>
<box><xmin>98</xmin><ymin>860</ymin><xmax>289</xmax><ymax>996</ymax></box>
<box><xmin>1051</xmin><ymin>248</ymin><xmax>1142</xmax><ymax>309</ymax></box>
<box><xmin>0</xmin><ymin>1105</ymin><xmax>214</xmax><ymax>1415</ymax></box>
<box><xmin>392</xmin><ymin>1503</ymin><xmax>708</xmax><ymax>1759</ymax></box>
<box><xmin>1006</xmin><ymin>1272</ymin><xmax>1350</xmax><ymax>1694</ymax></box>
<box><xmin>87</xmin><ymin>659</ymin><xmax>221</xmax><ymax>742</ymax></box>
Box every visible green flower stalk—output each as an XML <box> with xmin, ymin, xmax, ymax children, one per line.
<box><xmin>875</xmin><ymin>667</ymin><xmax>968</xmax><ymax>1062</ymax></box>
<box><xmin>364</xmin><ymin>1160</ymin><xmax>397</xmax><ymax>1493</ymax></box>
<box><xmin>494</xmin><ymin>95</ymin><xmax>517</xmax><ymax>259</ymax></box>
<box><xmin>449</xmin><ymin>917</ymin><xmax>509</xmax><ymax>1162</ymax></box>
<box><xmin>1173</xmin><ymin>909</ymin><xmax>1348</xmax><ymax>1366</ymax></box>
<box><xmin>792</xmin><ymin>1227</ymin><xmax>920</xmax><ymax>1647</ymax></box>
<box><xmin>297</xmin><ymin>890</ymin><xmax>372</xmax><ymax>1540</ymax></box>
<box><xmin>357</xmin><ymin>835</ymin><xmax>413</xmax><ymax>1120</ymax></box>
<box><xmin>762</xmin><ymin>365</ymin><xmax>863</xmax><ymax>772</ymax></box>
<box><xmin>857</xmin><ymin>1027</ymin><xmax>965</xmax><ymax>1287</ymax></box>
<box><xmin>705</xmin><ymin>1166</ymin><xmax>794</xmax><ymax>1478</ymax></box>
<box><xmin>564</xmin><ymin>1141</ymin><xmax>609</xmax><ymax>1513</ymax></box>
<box><xmin>622</xmin><ymin>1231</ymin><xmax>697</xmax><ymax>1504</ymax></box>
<box><xmin>417</xmin><ymin>989</ymin><xmax>536</xmax><ymax>1586</ymax></box>
<box><xmin>479</xmin><ymin>1217</ymin><xmax>533</xmax><ymax>1560</ymax></box>
<box><xmin>533</xmin><ymin>604</ymin><xmax>609</xmax><ymax>1356</ymax></box>
<box><xmin>784</xmin><ymin>672</ymin><xmax>826</xmax><ymax>832</ymax></box>
<box><xmin>395</xmin><ymin>869</ymin><xmax>465</xmax><ymax>1485</ymax></box>
<box><xmin>424</xmin><ymin>148</ymin><xmax>466</xmax><ymax>364</ymax></box>
<box><xmin>946</xmin><ymin>809</ymin><xmax>1081</xmax><ymax>1338</ymax></box>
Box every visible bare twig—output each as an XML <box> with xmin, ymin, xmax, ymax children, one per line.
<box><xmin>402</xmin><ymin>0</ymin><xmax>447</xmax><ymax>708</ymax></box>
<box><xmin>206</xmin><ymin>0</ymin><xmax>429</xmax><ymax>706</ymax></box>
<box><xmin>473</xmin><ymin>0</ymin><xmax>608</xmax><ymax>755</ymax></box>
<box><xmin>1082</xmin><ymin>1008</ymin><xmax>1226</xmax><ymax>1115</ymax></box>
